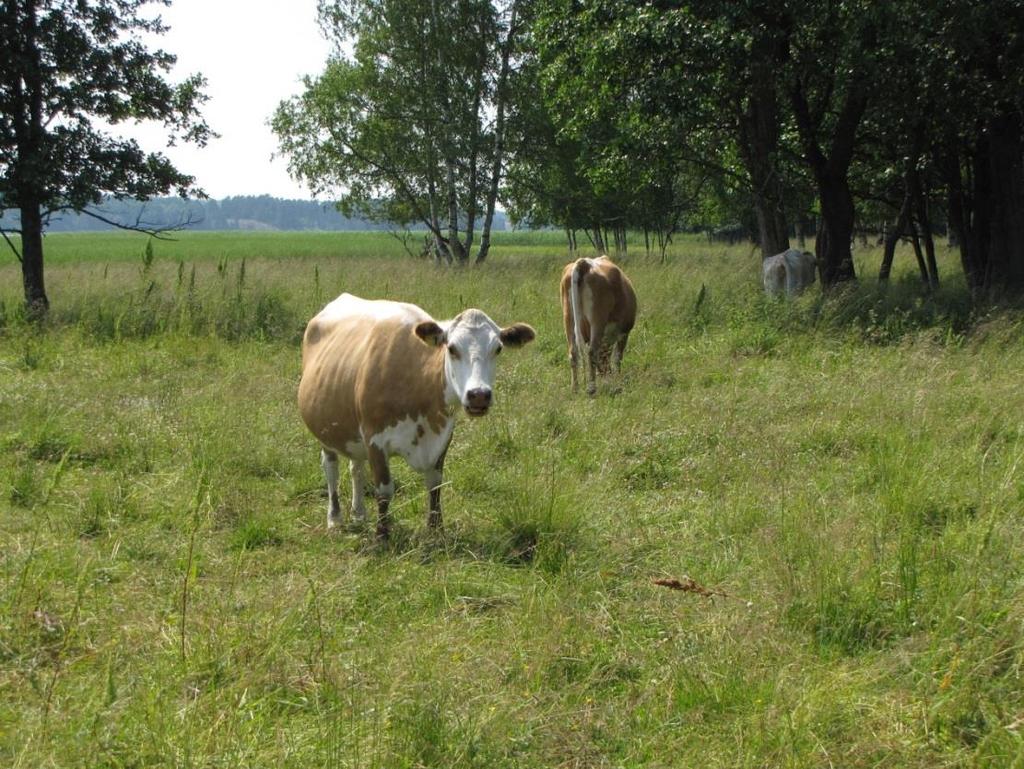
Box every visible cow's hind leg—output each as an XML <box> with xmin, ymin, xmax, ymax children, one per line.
<box><xmin>367</xmin><ymin>444</ymin><xmax>394</xmax><ymax>540</ymax></box>
<box><xmin>569</xmin><ymin>343</ymin><xmax>580</xmax><ymax>391</ymax></box>
<box><xmin>586</xmin><ymin>320</ymin><xmax>606</xmax><ymax>395</ymax></box>
<box><xmin>322</xmin><ymin>448</ymin><xmax>343</xmax><ymax>528</ymax></box>
<box><xmin>564</xmin><ymin>298</ymin><xmax>580</xmax><ymax>391</ymax></box>
<box><xmin>612</xmin><ymin>331</ymin><xmax>629</xmax><ymax>373</ymax></box>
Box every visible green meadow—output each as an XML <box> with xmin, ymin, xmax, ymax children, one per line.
<box><xmin>1</xmin><ymin>231</ymin><xmax>1023</xmax><ymax>767</ymax></box>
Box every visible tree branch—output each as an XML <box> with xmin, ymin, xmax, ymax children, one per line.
<box><xmin>76</xmin><ymin>206</ymin><xmax>200</xmax><ymax>239</ymax></box>
<box><xmin>0</xmin><ymin>226</ymin><xmax>24</xmax><ymax>263</ymax></box>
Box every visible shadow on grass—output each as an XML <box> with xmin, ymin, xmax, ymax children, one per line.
<box><xmin>330</xmin><ymin>502</ymin><xmax>583</xmax><ymax>575</ymax></box>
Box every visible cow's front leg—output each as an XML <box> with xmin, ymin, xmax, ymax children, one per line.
<box><xmin>322</xmin><ymin>448</ymin><xmax>343</xmax><ymax>528</ymax></box>
<box><xmin>367</xmin><ymin>444</ymin><xmax>393</xmax><ymax>540</ymax></box>
<box><xmin>350</xmin><ymin>459</ymin><xmax>368</xmax><ymax>522</ymax></box>
<box><xmin>425</xmin><ymin>444</ymin><xmax>450</xmax><ymax>529</ymax></box>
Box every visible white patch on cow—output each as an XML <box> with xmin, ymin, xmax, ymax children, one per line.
<box><xmin>368</xmin><ymin>415</ymin><xmax>455</xmax><ymax>473</ymax></box>
<box><xmin>317</xmin><ymin>293</ymin><xmax>428</xmax><ymax>325</ymax></box>
<box><xmin>375</xmin><ymin>480</ymin><xmax>395</xmax><ymax>499</ymax></box>
<box><xmin>344</xmin><ymin>438</ymin><xmax>367</xmax><ymax>460</ymax></box>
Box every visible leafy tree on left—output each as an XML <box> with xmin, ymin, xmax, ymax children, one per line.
<box><xmin>0</xmin><ymin>0</ymin><xmax>211</xmax><ymax>317</ymax></box>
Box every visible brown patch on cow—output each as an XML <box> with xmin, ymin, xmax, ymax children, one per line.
<box><xmin>411</xmin><ymin>422</ymin><xmax>427</xmax><ymax>447</ymax></box>
<box><xmin>298</xmin><ymin>305</ymin><xmax>450</xmax><ymax>455</ymax></box>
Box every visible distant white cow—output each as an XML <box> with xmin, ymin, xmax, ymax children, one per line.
<box><xmin>298</xmin><ymin>294</ymin><xmax>535</xmax><ymax>539</ymax></box>
<box><xmin>763</xmin><ymin>248</ymin><xmax>817</xmax><ymax>296</ymax></box>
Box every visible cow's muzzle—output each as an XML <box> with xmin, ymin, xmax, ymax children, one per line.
<box><xmin>464</xmin><ymin>387</ymin><xmax>492</xmax><ymax>417</ymax></box>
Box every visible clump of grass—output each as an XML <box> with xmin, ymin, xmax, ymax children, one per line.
<box><xmin>9</xmin><ymin>460</ymin><xmax>41</xmax><ymax>507</ymax></box>
<box><xmin>492</xmin><ymin>471</ymin><xmax>581</xmax><ymax>573</ymax></box>
<box><xmin>229</xmin><ymin>515</ymin><xmax>284</xmax><ymax>551</ymax></box>
<box><xmin>74</xmin><ymin>479</ymin><xmax>136</xmax><ymax>539</ymax></box>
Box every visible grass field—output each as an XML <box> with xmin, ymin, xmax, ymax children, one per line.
<box><xmin>1</xmin><ymin>231</ymin><xmax>1023</xmax><ymax>767</ymax></box>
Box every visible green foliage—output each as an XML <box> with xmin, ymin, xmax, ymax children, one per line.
<box><xmin>275</xmin><ymin>0</ymin><xmax>509</xmax><ymax>261</ymax></box>
<box><xmin>1</xmin><ymin>0</ymin><xmax>212</xmax><ymax>313</ymax></box>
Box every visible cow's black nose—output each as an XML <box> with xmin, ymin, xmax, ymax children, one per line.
<box><xmin>466</xmin><ymin>388</ymin><xmax>492</xmax><ymax>410</ymax></box>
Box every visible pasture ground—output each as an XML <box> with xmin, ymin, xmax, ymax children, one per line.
<box><xmin>1</xmin><ymin>231</ymin><xmax>1023</xmax><ymax>767</ymax></box>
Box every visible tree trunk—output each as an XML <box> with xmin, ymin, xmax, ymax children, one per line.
<box><xmin>940</xmin><ymin>142</ymin><xmax>978</xmax><ymax>289</ymax></box>
<box><xmin>879</xmin><ymin>190</ymin><xmax>912</xmax><ymax>282</ymax></box>
<box><xmin>477</xmin><ymin>1</ymin><xmax>518</xmax><ymax>266</ymax></box>
<box><xmin>908</xmin><ymin>219</ymin><xmax>930</xmax><ymax>286</ymax></box>
<box><xmin>790</xmin><ymin>77</ymin><xmax>865</xmax><ymax>288</ymax></box>
<box><xmin>20</xmin><ymin>199</ymin><xmax>48</xmax><ymax>317</ymax></box>
<box><xmin>464</xmin><ymin>74</ymin><xmax>484</xmax><ymax>259</ymax></box>
<box><xmin>738</xmin><ymin>26</ymin><xmax>790</xmax><ymax>259</ymax></box>
<box><xmin>815</xmin><ymin>171</ymin><xmax>858</xmax><ymax>286</ymax></box>
<box><xmin>446</xmin><ymin>159</ymin><xmax>464</xmax><ymax>263</ymax></box>
<box><xmin>13</xmin><ymin>2</ymin><xmax>48</xmax><ymax>317</ymax></box>
<box><xmin>986</xmin><ymin>111</ymin><xmax>1024</xmax><ymax>290</ymax></box>
<box><xmin>908</xmin><ymin>167</ymin><xmax>939</xmax><ymax>289</ymax></box>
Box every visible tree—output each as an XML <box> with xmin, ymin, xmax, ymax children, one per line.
<box><xmin>274</xmin><ymin>0</ymin><xmax>512</xmax><ymax>265</ymax></box>
<box><xmin>519</xmin><ymin>0</ymin><xmax>798</xmax><ymax>260</ymax></box>
<box><xmin>929</xmin><ymin>0</ymin><xmax>1024</xmax><ymax>293</ymax></box>
<box><xmin>0</xmin><ymin>0</ymin><xmax>211</xmax><ymax>316</ymax></box>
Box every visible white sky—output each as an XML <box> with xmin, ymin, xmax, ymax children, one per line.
<box><xmin>123</xmin><ymin>0</ymin><xmax>334</xmax><ymax>200</ymax></box>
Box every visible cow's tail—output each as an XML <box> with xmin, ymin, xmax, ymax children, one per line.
<box><xmin>570</xmin><ymin>258</ymin><xmax>591</xmax><ymax>358</ymax></box>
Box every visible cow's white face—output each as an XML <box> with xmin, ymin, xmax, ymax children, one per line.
<box><xmin>415</xmin><ymin>309</ymin><xmax>535</xmax><ymax>417</ymax></box>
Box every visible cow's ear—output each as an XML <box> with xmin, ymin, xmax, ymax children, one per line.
<box><xmin>414</xmin><ymin>321</ymin><xmax>446</xmax><ymax>347</ymax></box>
<box><xmin>499</xmin><ymin>323</ymin><xmax>536</xmax><ymax>348</ymax></box>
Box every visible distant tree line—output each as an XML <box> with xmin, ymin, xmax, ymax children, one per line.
<box><xmin>1</xmin><ymin>195</ymin><xmax>507</xmax><ymax>233</ymax></box>
<box><xmin>4</xmin><ymin>0</ymin><xmax>1024</xmax><ymax>316</ymax></box>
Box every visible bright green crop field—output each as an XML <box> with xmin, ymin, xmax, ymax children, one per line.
<box><xmin>1</xmin><ymin>230</ymin><xmax>1022</xmax><ymax>767</ymax></box>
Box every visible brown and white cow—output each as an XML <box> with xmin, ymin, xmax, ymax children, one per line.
<box><xmin>298</xmin><ymin>293</ymin><xmax>535</xmax><ymax>539</ymax></box>
<box><xmin>763</xmin><ymin>248</ymin><xmax>817</xmax><ymax>296</ymax></box>
<box><xmin>560</xmin><ymin>256</ymin><xmax>638</xmax><ymax>394</ymax></box>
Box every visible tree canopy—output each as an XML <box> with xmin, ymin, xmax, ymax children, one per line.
<box><xmin>273</xmin><ymin>0</ymin><xmax>518</xmax><ymax>264</ymax></box>
<box><xmin>0</xmin><ymin>0</ymin><xmax>211</xmax><ymax>314</ymax></box>
<box><xmin>504</xmin><ymin>0</ymin><xmax>1024</xmax><ymax>291</ymax></box>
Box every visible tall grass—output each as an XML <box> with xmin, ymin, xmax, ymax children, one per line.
<box><xmin>1</xmin><ymin>232</ymin><xmax>1023</xmax><ymax>767</ymax></box>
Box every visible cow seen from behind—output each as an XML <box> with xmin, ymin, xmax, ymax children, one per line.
<box><xmin>560</xmin><ymin>256</ymin><xmax>638</xmax><ymax>395</ymax></box>
<box><xmin>763</xmin><ymin>248</ymin><xmax>817</xmax><ymax>296</ymax></box>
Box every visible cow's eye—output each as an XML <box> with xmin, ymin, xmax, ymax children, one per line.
<box><xmin>447</xmin><ymin>346</ymin><xmax>461</xmax><ymax>360</ymax></box>
<box><xmin>494</xmin><ymin>344</ymin><xmax>503</xmax><ymax>356</ymax></box>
